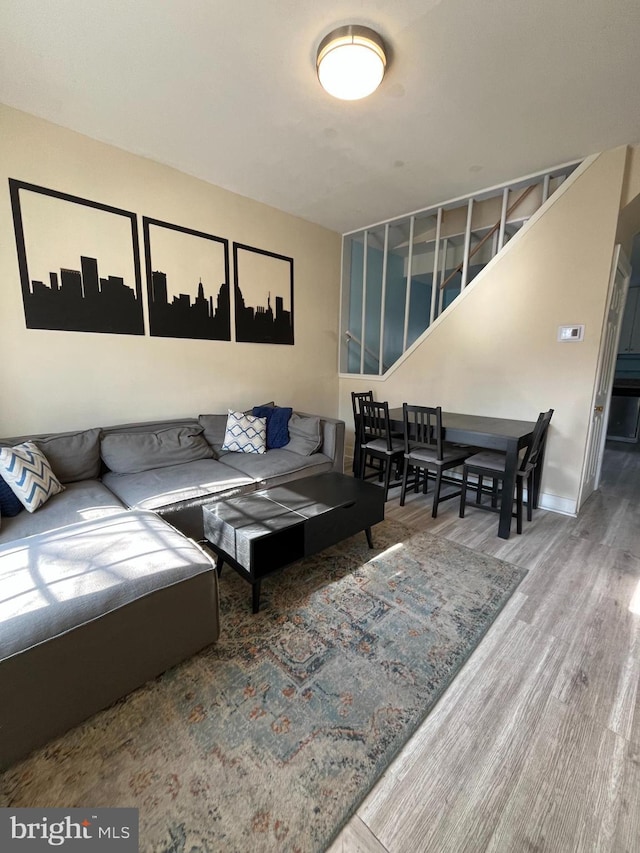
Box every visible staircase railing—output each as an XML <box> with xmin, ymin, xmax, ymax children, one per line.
<box><xmin>438</xmin><ymin>184</ymin><xmax>537</xmax><ymax>291</ymax></box>
<box><xmin>345</xmin><ymin>330</ymin><xmax>389</xmax><ymax>374</ymax></box>
<box><xmin>341</xmin><ymin>160</ymin><xmax>580</xmax><ymax>376</ymax></box>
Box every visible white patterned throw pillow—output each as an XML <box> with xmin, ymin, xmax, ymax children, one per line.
<box><xmin>222</xmin><ymin>410</ymin><xmax>267</xmax><ymax>454</ymax></box>
<box><xmin>0</xmin><ymin>441</ymin><xmax>64</xmax><ymax>512</ymax></box>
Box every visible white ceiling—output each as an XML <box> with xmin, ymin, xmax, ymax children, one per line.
<box><xmin>2</xmin><ymin>0</ymin><xmax>640</xmax><ymax>234</ymax></box>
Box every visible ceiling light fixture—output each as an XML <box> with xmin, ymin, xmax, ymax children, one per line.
<box><xmin>316</xmin><ymin>25</ymin><xmax>387</xmax><ymax>101</ymax></box>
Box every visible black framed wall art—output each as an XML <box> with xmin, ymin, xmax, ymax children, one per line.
<box><xmin>233</xmin><ymin>243</ymin><xmax>294</xmax><ymax>345</ymax></box>
<box><xmin>9</xmin><ymin>179</ymin><xmax>144</xmax><ymax>335</ymax></box>
<box><xmin>143</xmin><ymin>217</ymin><xmax>230</xmax><ymax>341</ymax></box>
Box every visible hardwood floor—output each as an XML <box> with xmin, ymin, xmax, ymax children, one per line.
<box><xmin>328</xmin><ymin>443</ymin><xmax>640</xmax><ymax>853</ymax></box>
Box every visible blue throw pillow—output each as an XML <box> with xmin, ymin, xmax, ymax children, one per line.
<box><xmin>0</xmin><ymin>472</ymin><xmax>24</xmax><ymax>517</ymax></box>
<box><xmin>252</xmin><ymin>406</ymin><xmax>293</xmax><ymax>449</ymax></box>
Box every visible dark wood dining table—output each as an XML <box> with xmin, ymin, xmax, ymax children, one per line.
<box><xmin>387</xmin><ymin>408</ymin><xmax>538</xmax><ymax>539</ymax></box>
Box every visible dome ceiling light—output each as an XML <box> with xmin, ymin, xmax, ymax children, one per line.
<box><xmin>316</xmin><ymin>25</ymin><xmax>387</xmax><ymax>101</ymax></box>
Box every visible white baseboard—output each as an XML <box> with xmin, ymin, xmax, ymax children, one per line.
<box><xmin>537</xmin><ymin>492</ymin><xmax>577</xmax><ymax>516</ymax></box>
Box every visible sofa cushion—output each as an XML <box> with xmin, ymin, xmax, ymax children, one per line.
<box><xmin>0</xmin><ymin>475</ymin><xmax>24</xmax><ymax>518</ymax></box>
<box><xmin>34</xmin><ymin>427</ymin><xmax>102</xmax><ymax>483</ymax></box>
<box><xmin>101</xmin><ymin>425</ymin><xmax>214</xmax><ymax>474</ymax></box>
<box><xmin>198</xmin><ymin>413</ymin><xmax>227</xmax><ymax>454</ymax></box>
<box><xmin>252</xmin><ymin>405</ymin><xmax>292</xmax><ymax>449</ymax></box>
<box><xmin>286</xmin><ymin>413</ymin><xmax>322</xmax><ymax>456</ymax></box>
<box><xmin>101</xmin><ymin>418</ymin><xmax>200</xmax><ymax>436</ymax></box>
<box><xmin>222</xmin><ymin>411</ymin><xmax>266</xmax><ymax>454</ymax></box>
<box><xmin>102</xmin><ymin>459</ymin><xmax>255</xmax><ymax>511</ymax></box>
<box><xmin>0</xmin><ymin>480</ymin><xmax>127</xmax><ymax>545</ymax></box>
<box><xmin>0</xmin><ymin>442</ymin><xmax>64</xmax><ymax>513</ymax></box>
<box><xmin>219</xmin><ymin>448</ymin><xmax>332</xmax><ymax>487</ymax></box>
<box><xmin>0</xmin><ymin>511</ymin><xmax>215</xmax><ymax>661</ymax></box>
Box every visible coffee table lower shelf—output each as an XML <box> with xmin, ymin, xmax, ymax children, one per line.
<box><xmin>202</xmin><ymin>473</ymin><xmax>385</xmax><ymax>613</ymax></box>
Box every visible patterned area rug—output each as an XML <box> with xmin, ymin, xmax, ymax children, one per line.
<box><xmin>0</xmin><ymin>519</ymin><xmax>526</xmax><ymax>852</ymax></box>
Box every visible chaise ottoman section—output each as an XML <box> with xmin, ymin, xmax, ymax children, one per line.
<box><xmin>0</xmin><ymin>480</ymin><xmax>127</xmax><ymax>545</ymax></box>
<box><xmin>0</xmin><ymin>511</ymin><xmax>219</xmax><ymax>769</ymax></box>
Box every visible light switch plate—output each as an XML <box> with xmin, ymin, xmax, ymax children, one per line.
<box><xmin>558</xmin><ymin>324</ymin><xmax>584</xmax><ymax>342</ymax></box>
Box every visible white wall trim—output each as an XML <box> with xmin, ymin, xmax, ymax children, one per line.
<box><xmin>342</xmin><ymin>157</ymin><xmax>585</xmax><ymax>236</ymax></box>
<box><xmin>537</xmin><ymin>492</ymin><xmax>577</xmax><ymax>516</ymax></box>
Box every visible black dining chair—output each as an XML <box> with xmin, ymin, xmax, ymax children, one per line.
<box><xmin>400</xmin><ymin>404</ymin><xmax>471</xmax><ymax>518</ymax></box>
<box><xmin>351</xmin><ymin>390</ymin><xmax>374</xmax><ymax>475</ymax></box>
<box><xmin>358</xmin><ymin>400</ymin><xmax>404</xmax><ymax>501</ymax></box>
<box><xmin>459</xmin><ymin>409</ymin><xmax>554</xmax><ymax>533</ymax></box>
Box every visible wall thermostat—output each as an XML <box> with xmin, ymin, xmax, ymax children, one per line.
<box><xmin>557</xmin><ymin>324</ymin><xmax>584</xmax><ymax>342</ymax></box>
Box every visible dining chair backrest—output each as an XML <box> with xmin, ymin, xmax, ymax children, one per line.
<box><xmin>360</xmin><ymin>400</ymin><xmax>394</xmax><ymax>451</ymax></box>
<box><xmin>521</xmin><ymin>408</ymin><xmax>554</xmax><ymax>472</ymax></box>
<box><xmin>351</xmin><ymin>390</ymin><xmax>374</xmax><ymax>442</ymax></box>
<box><xmin>351</xmin><ymin>390</ymin><xmax>374</xmax><ymax>421</ymax></box>
<box><xmin>403</xmin><ymin>403</ymin><xmax>444</xmax><ymax>460</ymax></box>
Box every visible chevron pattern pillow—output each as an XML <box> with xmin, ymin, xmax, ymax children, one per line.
<box><xmin>0</xmin><ymin>441</ymin><xmax>64</xmax><ymax>512</ymax></box>
<box><xmin>222</xmin><ymin>410</ymin><xmax>267</xmax><ymax>454</ymax></box>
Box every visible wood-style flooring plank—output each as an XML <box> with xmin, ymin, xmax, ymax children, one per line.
<box><xmin>613</xmin><ymin>739</ymin><xmax>640</xmax><ymax>852</ymax></box>
<box><xmin>515</xmin><ymin>536</ymin><xmax>628</xmax><ymax>641</ymax></box>
<box><xmin>484</xmin><ymin>696</ymin><xmax>628</xmax><ymax>853</ymax></box>
<box><xmin>326</xmin><ymin>815</ymin><xmax>389</xmax><ymax>853</ymax></box>
<box><xmin>550</xmin><ymin>560</ymin><xmax>640</xmax><ymax>742</ymax></box>
<box><xmin>600</xmin><ymin>443</ymin><xmax>640</xmax><ymax>502</ymax></box>
<box><xmin>571</xmin><ymin>491</ymin><xmax>640</xmax><ymax>557</ymax></box>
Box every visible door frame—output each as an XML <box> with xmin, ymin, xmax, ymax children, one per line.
<box><xmin>577</xmin><ymin>244</ymin><xmax>631</xmax><ymax>508</ymax></box>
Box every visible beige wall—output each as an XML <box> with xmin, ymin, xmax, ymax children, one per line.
<box><xmin>340</xmin><ymin>147</ymin><xmax>628</xmax><ymax>513</ymax></box>
<box><xmin>0</xmin><ymin>105</ymin><xmax>341</xmax><ymax>435</ymax></box>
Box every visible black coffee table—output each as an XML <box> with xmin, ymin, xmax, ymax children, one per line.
<box><xmin>202</xmin><ymin>472</ymin><xmax>385</xmax><ymax>612</ymax></box>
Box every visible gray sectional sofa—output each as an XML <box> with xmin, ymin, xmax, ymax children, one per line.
<box><xmin>0</xmin><ymin>409</ymin><xmax>345</xmax><ymax>769</ymax></box>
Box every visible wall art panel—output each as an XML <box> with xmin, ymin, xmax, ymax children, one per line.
<box><xmin>233</xmin><ymin>243</ymin><xmax>294</xmax><ymax>345</ymax></box>
<box><xmin>144</xmin><ymin>217</ymin><xmax>230</xmax><ymax>340</ymax></box>
<box><xmin>9</xmin><ymin>179</ymin><xmax>144</xmax><ymax>335</ymax></box>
